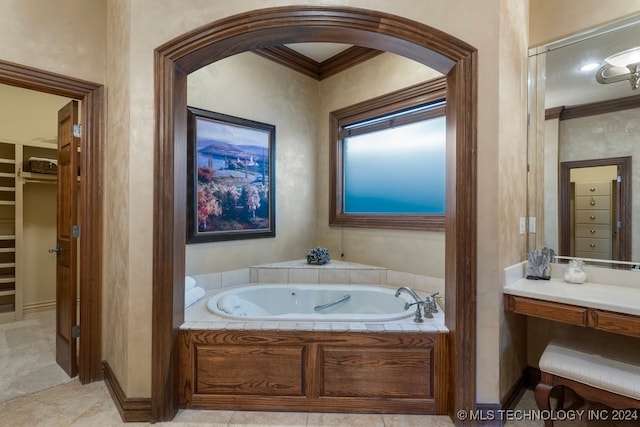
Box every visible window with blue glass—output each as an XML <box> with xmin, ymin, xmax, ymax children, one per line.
<box><xmin>329</xmin><ymin>78</ymin><xmax>446</xmax><ymax>230</ymax></box>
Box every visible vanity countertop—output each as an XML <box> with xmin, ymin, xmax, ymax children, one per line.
<box><xmin>504</xmin><ymin>278</ymin><xmax>640</xmax><ymax>317</ymax></box>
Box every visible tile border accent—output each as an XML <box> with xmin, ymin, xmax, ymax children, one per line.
<box><xmin>102</xmin><ymin>361</ymin><xmax>152</xmax><ymax>422</ymax></box>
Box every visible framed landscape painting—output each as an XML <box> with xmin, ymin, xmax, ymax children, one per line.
<box><xmin>187</xmin><ymin>107</ymin><xmax>275</xmax><ymax>243</ymax></box>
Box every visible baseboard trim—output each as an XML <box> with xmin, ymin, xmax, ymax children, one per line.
<box><xmin>471</xmin><ymin>367</ymin><xmax>540</xmax><ymax>427</ymax></box>
<box><xmin>475</xmin><ymin>403</ymin><xmax>504</xmax><ymax>426</ymax></box>
<box><xmin>22</xmin><ymin>300</ymin><xmax>55</xmax><ymax>314</ymax></box>
<box><xmin>102</xmin><ymin>361</ymin><xmax>151</xmax><ymax>422</ymax></box>
<box><xmin>501</xmin><ymin>371</ymin><xmax>528</xmax><ymax>410</ymax></box>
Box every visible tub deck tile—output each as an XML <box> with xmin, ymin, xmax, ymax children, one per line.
<box><xmin>331</xmin><ymin>323</ymin><xmax>349</xmax><ymax>332</ymax></box>
<box><xmin>297</xmin><ymin>322</ymin><xmax>315</xmax><ymax>331</ymax></box>
<box><xmin>313</xmin><ymin>323</ymin><xmax>332</xmax><ymax>331</ymax></box>
<box><xmin>225</xmin><ymin>322</ymin><xmax>246</xmax><ymax>330</ymax></box>
<box><xmin>278</xmin><ymin>322</ymin><xmax>298</xmax><ymax>331</ymax></box>
<box><xmin>348</xmin><ymin>322</ymin><xmax>367</xmax><ymax>331</ymax></box>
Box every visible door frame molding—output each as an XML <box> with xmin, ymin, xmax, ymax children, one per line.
<box><xmin>0</xmin><ymin>59</ymin><xmax>104</xmax><ymax>383</ymax></box>
<box><xmin>559</xmin><ymin>156</ymin><xmax>632</xmax><ymax>260</ymax></box>
<box><xmin>153</xmin><ymin>6</ymin><xmax>477</xmax><ymax>424</ymax></box>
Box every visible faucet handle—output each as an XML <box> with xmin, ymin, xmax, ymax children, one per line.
<box><xmin>422</xmin><ymin>297</ymin><xmax>434</xmax><ymax>319</ymax></box>
<box><xmin>430</xmin><ymin>292</ymin><xmax>440</xmax><ymax>313</ymax></box>
<box><xmin>412</xmin><ymin>305</ymin><xmax>424</xmax><ymax>323</ymax></box>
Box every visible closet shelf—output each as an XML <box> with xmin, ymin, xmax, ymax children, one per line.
<box><xmin>0</xmin><ymin>158</ymin><xmax>15</xmax><ymax>165</ymax></box>
<box><xmin>21</xmin><ymin>171</ymin><xmax>57</xmax><ymax>182</ymax></box>
<box><xmin>0</xmin><ymin>201</ymin><xmax>15</xmax><ymax>206</ymax></box>
<box><xmin>0</xmin><ymin>248</ymin><xmax>15</xmax><ymax>253</ymax></box>
<box><xmin>0</xmin><ymin>172</ymin><xmax>15</xmax><ymax>178</ymax></box>
<box><xmin>0</xmin><ymin>289</ymin><xmax>15</xmax><ymax>297</ymax></box>
<box><xmin>0</xmin><ymin>262</ymin><xmax>16</xmax><ymax>269</ymax></box>
<box><xmin>0</xmin><ymin>275</ymin><xmax>15</xmax><ymax>284</ymax></box>
<box><xmin>0</xmin><ymin>187</ymin><xmax>15</xmax><ymax>192</ymax></box>
<box><xmin>0</xmin><ymin>235</ymin><xmax>15</xmax><ymax>240</ymax></box>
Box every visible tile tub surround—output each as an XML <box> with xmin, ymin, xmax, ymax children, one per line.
<box><xmin>183</xmin><ymin>286</ymin><xmax>447</xmax><ymax>334</ymax></box>
<box><xmin>186</xmin><ymin>260</ymin><xmax>447</xmax><ymax>332</ymax></box>
<box><xmin>191</xmin><ymin>259</ymin><xmax>445</xmax><ymax>303</ymax></box>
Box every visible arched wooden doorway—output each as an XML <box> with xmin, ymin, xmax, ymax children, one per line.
<box><xmin>153</xmin><ymin>6</ymin><xmax>477</xmax><ymax>423</ymax></box>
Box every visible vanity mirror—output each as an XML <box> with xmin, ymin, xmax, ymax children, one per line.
<box><xmin>528</xmin><ymin>15</ymin><xmax>640</xmax><ymax>267</ymax></box>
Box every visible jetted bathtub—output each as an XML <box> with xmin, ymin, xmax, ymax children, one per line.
<box><xmin>183</xmin><ymin>282</ymin><xmax>448</xmax><ymax>414</ymax></box>
<box><xmin>207</xmin><ymin>283</ymin><xmax>417</xmax><ymax>322</ymax></box>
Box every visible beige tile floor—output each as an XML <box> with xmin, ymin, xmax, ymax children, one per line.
<box><xmin>2</xmin><ymin>380</ymin><xmax>639</xmax><ymax>426</ymax></box>
<box><xmin>0</xmin><ymin>379</ymin><xmax>456</xmax><ymax>426</ymax></box>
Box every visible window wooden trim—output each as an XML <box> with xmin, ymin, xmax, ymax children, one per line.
<box><xmin>329</xmin><ymin>78</ymin><xmax>447</xmax><ymax>230</ymax></box>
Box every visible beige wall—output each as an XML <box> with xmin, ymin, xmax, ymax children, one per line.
<box><xmin>23</xmin><ymin>184</ymin><xmax>57</xmax><ymax>308</ymax></box>
<box><xmin>529</xmin><ymin>0</ymin><xmax>640</xmax><ymax>47</ymax></box>
<box><xmin>316</xmin><ymin>53</ymin><xmax>445</xmax><ymax>277</ymax></box>
<box><xmin>104</xmin><ymin>0</ymin><xmax>133</xmax><ymax>394</ymax></box>
<box><xmin>185</xmin><ymin>51</ymin><xmax>445</xmax><ymax>278</ymax></box>
<box><xmin>185</xmin><ymin>53</ymin><xmax>319</xmax><ymax>275</ymax></box>
<box><xmin>0</xmin><ymin>0</ymin><xmax>106</xmax><ymax>84</ymax></box>
<box><xmin>496</xmin><ymin>0</ymin><xmax>529</xmax><ymax>402</ymax></box>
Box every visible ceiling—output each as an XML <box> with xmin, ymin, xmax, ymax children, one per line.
<box><xmin>286</xmin><ymin>42</ymin><xmax>353</xmax><ymax>62</ymax></box>
<box><xmin>253</xmin><ymin>43</ymin><xmax>382</xmax><ymax>80</ymax></box>
<box><xmin>270</xmin><ymin>27</ymin><xmax>640</xmax><ymax>106</ymax></box>
<box><xmin>542</xmin><ymin>17</ymin><xmax>640</xmax><ymax>108</ymax></box>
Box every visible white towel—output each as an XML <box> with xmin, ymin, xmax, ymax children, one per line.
<box><xmin>185</xmin><ymin>276</ymin><xmax>196</xmax><ymax>291</ymax></box>
<box><xmin>185</xmin><ymin>286</ymin><xmax>205</xmax><ymax>308</ymax></box>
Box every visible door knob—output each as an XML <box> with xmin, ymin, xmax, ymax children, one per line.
<box><xmin>48</xmin><ymin>245</ymin><xmax>60</xmax><ymax>254</ymax></box>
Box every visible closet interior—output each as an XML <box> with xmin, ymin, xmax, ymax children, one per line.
<box><xmin>0</xmin><ymin>83</ymin><xmax>67</xmax><ymax>324</ymax></box>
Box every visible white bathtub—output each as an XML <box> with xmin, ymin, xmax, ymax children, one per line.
<box><xmin>207</xmin><ymin>283</ymin><xmax>417</xmax><ymax>322</ymax></box>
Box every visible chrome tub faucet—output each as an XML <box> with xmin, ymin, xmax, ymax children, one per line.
<box><xmin>395</xmin><ymin>286</ymin><xmax>429</xmax><ymax>322</ymax></box>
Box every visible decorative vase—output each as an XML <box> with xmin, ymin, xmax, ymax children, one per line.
<box><xmin>563</xmin><ymin>259</ymin><xmax>587</xmax><ymax>284</ymax></box>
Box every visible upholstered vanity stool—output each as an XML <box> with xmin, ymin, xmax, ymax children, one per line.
<box><xmin>535</xmin><ymin>339</ymin><xmax>640</xmax><ymax>427</ymax></box>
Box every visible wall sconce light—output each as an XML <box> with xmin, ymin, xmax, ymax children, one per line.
<box><xmin>596</xmin><ymin>46</ymin><xmax>640</xmax><ymax>89</ymax></box>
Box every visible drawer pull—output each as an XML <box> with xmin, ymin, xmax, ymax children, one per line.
<box><xmin>590</xmin><ymin>229</ymin><xmax>596</xmax><ymax>234</ymax></box>
<box><xmin>590</xmin><ymin>187</ymin><xmax>596</xmax><ymax>192</ymax></box>
<box><xmin>590</xmin><ymin>197</ymin><xmax>596</xmax><ymax>206</ymax></box>
<box><xmin>590</xmin><ymin>215</ymin><xmax>596</xmax><ymax>220</ymax></box>
<box><xmin>590</xmin><ymin>244</ymin><xmax>596</xmax><ymax>248</ymax></box>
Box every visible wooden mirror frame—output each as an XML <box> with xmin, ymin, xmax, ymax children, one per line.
<box><xmin>559</xmin><ymin>156</ymin><xmax>632</xmax><ymax>261</ymax></box>
<box><xmin>153</xmin><ymin>6</ymin><xmax>477</xmax><ymax>423</ymax></box>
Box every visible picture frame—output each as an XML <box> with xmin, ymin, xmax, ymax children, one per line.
<box><xmin>187</xmin><ymin>107</ymin><xmax>275</xmax><ymax>243</ymax></box>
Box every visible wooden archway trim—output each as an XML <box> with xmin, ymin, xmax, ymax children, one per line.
<box><xmin>153</xmin><ymin>6</ymin><xmax>477</xmax><ymax>424</ymax></box>
<box><xmin>0</xmin><ymin>59</ymin><xmax>104</xmax><ymax>383</ymax></box>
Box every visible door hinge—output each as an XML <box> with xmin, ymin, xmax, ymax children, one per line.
<box><xmin>73</xmin><ymin>124</ymin><xmax>82</xmax><ymax>138</ymax></box>
<box><xmin>72</xmin><ymin>324</ymin><xmax>80</xmax><ymax>338</ymax></box>
<box><xmin>617</xmin><ymin>220</ymin><xmax>622</xmax><ymax>229</ymax></box>
<box><xmin>72</xmin><ymin>225</ymin><xmax>81</xmax><ymax>238</ymax></box>
<box><xmin>617</xmin><ymin>175</ymin><xmax>622</xmax><ymax>183</ymax></box>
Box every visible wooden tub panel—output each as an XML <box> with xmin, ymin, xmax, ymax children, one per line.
<box><xmin>321</xmin><ymin>347</ymin><xmax>433</xmax><ymax>398</ymax></box>
<box><xmin>194</xmin><ymin>344</ymin><xmax>304</xmax><ymax>396</ymax></box>
<box><xmin>179</xmin><ymin>330</ymin><xmax>448</xmax><ymax>414</ymax></box>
